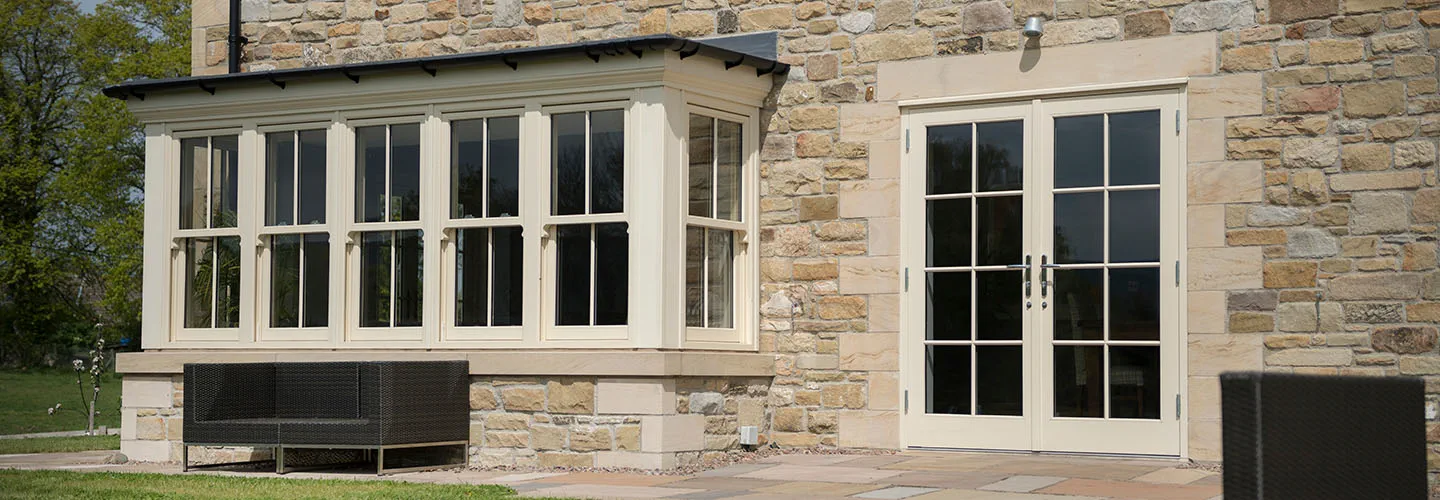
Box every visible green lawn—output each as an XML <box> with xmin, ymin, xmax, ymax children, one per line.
<box><xmin>0</xmin><ymin>435</ymin><xmax>119</xmax><ymax>455</ymax></box>
<box><xmin>0</xmin><ymin>369</ymin><xmax>122</xmax><ymax>435</ymax></box>
<box><xmin>0</xmin><ymin>470</ymin><xmax>563</xmax><ymax>499</ymax></box>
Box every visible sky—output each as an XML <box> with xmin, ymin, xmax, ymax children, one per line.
<box><xmin>76</xmin><ymin>0</ymin><xmax>103</xmax><ymax>12</ymax></box>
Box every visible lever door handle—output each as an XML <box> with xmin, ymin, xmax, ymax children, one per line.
<box><xmin>1011</xmin><ymin>255</ymin><xmax>1032</xmax><ymax>297</ymax></box>
<box><xmin>1039</xmin><ymin>254</ymin><xmax>1050</xmax><ymax>298</ymax></box>
<box><xmin>1006</xmin><ymin>263</ymin><xmax>1031</xmax><ymax>269</ymax></box>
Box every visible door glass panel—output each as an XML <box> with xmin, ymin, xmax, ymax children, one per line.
<box><xmin>927</xmin><ymin>124</ymin><xmax>972</xmax><ymax>195</ymax></box>
<box><xmin>1108</xmin><ymin>111</ymin><xmax>1160</xmax><ymax>186</ymax></box>
<box><xmin>1110</xmin><ymin>268</ymin><xmax>1160</xmax><ymax>341</ymax></box>
<box><xmin>926</xmin><ymin>272</ymin><xmax>970</xmax><ymax>341</ymax></box>
<box><xmin>1054</xmin><ymin>346</ymin><xmax>1103</xmax><ymax>418</ymax></box>
<box><xmin>1052</xmin><ymin>269</ymin><xmax>1103</xmax><ymax>341</ymax></box>
<box><xmin>975</xmin><ymin>271</ymin><xmax>1021</xmax><ymax>340</ymax></box>
<box><xmin>977</xmin><ymin>196</ymin><xmax>1022</xmax><ymax>266</ymax></box>
<box><xmin>926</xmin><ymin>199</ymin><xmax>970</xmax><ymax>267</ymax></box>
<box><xmin>976</xmin><ymin>121</ymin><xmax>1023</xmax><ymax>192</ymax></box>
<box><xmin>1109</xmin><ymin>190</ymin><xmax>1159</xmax><ymax>263</ymax></box>
<box><xmin>1053</xmin><ymin>115</ymin><xmax>1103</xmax><ymax>188</ymax></box>
<box><xmin>926</xmin><ymin>346</ymin><xmax>971</xmax><ymax>415</ymax></box>
<box><xmin>1053</xmin><ymin>192</ymin><xmax>1102</xmax><ymax>264</ymax></box>
<box><xmin>977</xmin><ymin>346</ymin><xmax>1023</xmax><ymax>416</ymax></box>
<box><xmin>1110</xmin><ymin>346</ymin><xmax>1160</xmax><ymax>419</ymax></box>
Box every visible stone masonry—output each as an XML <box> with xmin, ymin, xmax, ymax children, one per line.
<box><xmin>183</xmin><ymin>0</ymin><xmax>1440</xmax><ymax>490</ymax></box>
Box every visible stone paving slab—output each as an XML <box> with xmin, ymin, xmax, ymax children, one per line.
<box><xmin>853</xmin><ymin>486</ymin><xmax>941</xmax><ymax>499</ymax></box>
<box><xmin>521</xmin><ymin>483</ymin><xmax>705</xmax><ymax>499</ymax></box>
<box><xmin>977</xmin><ymin>475</ymin><xmax>1067</xmax><ymax>493</ymax></box>
<box><xmin>879</xmin><ymin>470</ymin><xmax>1014</xmax><ymax>489</ymax></box>
<box><xmin>737</xmin><ymin>464</ymin><xmax>905</xmax><ymax>483</ymax></box>
<box><xmin>1037</xmin><ymin>478</ymin><xmax>1223</xmax><ymax>500</ymax></box>
<box><xmin>1131</xmin><ymin>467</ymin><xmax>1214</xmax><ymax>485</ymax></box>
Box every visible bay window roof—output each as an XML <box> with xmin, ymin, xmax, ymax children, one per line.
<box><xmin>102</xmin><ymin>33</ymin><xmax>787</xmax><ymax>101</ymax></box>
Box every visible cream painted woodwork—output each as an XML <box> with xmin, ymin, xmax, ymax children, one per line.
<box><xmin>900</xmin><ymin>89</ymin><xmax>1184</xmax><ymax>456</ymax></box>
<box><xmin>136</xmin><ymin>53</ymin><xmax>770</xmax><ymax>350</ymax></box>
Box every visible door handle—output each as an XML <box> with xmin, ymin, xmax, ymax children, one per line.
<box><xmin>1007</xmin><ymin>255</ymin><xmax>1032</xmax><ymax>297</ymax></box>
<box><xmin>1039</xmin><ymin>254</ymin><xmax>1051</xmax><ymax>297</ymax></box>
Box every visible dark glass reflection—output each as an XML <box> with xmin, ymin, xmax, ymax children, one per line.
<box><xmin>552</xmin><ymin>113</ymin><xmax>586</xmax><ymax>215</ymax></box>
<box><xmin>394</xmin><ymin>230</ymin><xmax>423</xmax><ymax>327</ymax></box>
<box><xmin>1110</xmin><ymin>190</ymin><xmax>1159</xmax><ymax>263</ymax></box>
<box><xmin>595</xmin><ymin>222</ymin><xmax>628</xmax><ymax>325</ymax></box>
<box><xmin>184</xmin><ymin>238</ymin><xmax>211</xmax><ymax>328</ymax></box>
<box><xmin>976</xmin><ymin>120</ymin><xmax>1023</xmax><ymax>192</ymax></box>
<box><xmin>926</xmin><ymin>199</ymin><xmax>971</xmax><ymax>268</ymax></box>
<box><xmin>976</xmin><ymin>346</ymin><xmax>1023</xmax><ymax>416</ymax></box>
<box><xmin>271</xmin><ymin>234</ymin><xmax>301</xmax><ymax>328</ymax></box>
<box><xmin>301</xmin><ymin>234</ymin><xmax>328</xmax><ymax>328</ymax></box>
<box><xmin>927</xmin><ymin>124</ymin><xmax>973</xmax><ymax>195</ymax></box>
<box><xmin>1053</xmin><ymin>192</ymin><xmax>1103</xmax><ymax>264</ymax></box>
<box><xmin>390</xmin><ymin>125</ymin><xmax>421</xmax><ymax>222</ymax></box>
<box><xmin>926</xmin><ymin>346</ymin><xmax>971</xmax><ymax>415</ymax></box>
<box><xmin>451</xmin><ymin>120</ymin><xmax>486</xmax><ymax>219</ymax></box>
<box><xmin>688</xmin><ymin>115</ymin><xmax>714</xmax><ymax>218</ymax></box>
<box><xmin>266</xmin><ymin>132</ymin><xmax>296</xmax><ymax>226</ymax></box>
<box><xmin>298</xmin><ymin>130</ymin><xmax>327</xmax><ymax>225</ymax></box>
<box><xmin>491</xmin><ymin>227</ymin><xmax>523</xmax><ymax>326</ymax></box>
<box><xmin>591</xmin><ymin>110</ymin><xmax>625</xmax><ymax>214</ymax></box>
<box><xmin>359</xmin><ymin>232</ymin><xmax>391</xmax><ymax>328</ymax></box>
<box><xmin>211</xmin><ymin>136</ymin><xmax>239</xmax><ymax>229</ymax></box>
<box><xmin>555</xmin><ymin>225</ymin><xmax>590</xmax><ymax>325</ymax></box>
<box><xmin>977</xmin><ymin>195</ymin><xmax>1023</xmax><ymax>267</ymax></box>
<box><xmin>1109</xmin><ymin>111</ymin><xmax>1160</xmax><ymax>186</ymax></box>
<box><xmin>1052</xmin><ymin>269</ymin><xmax>1103</xmax><ymax>341</ymax></box>
<box><xmin>1110</xmin><ymin>346</ymin><xmax>1160</xmax><ymax>419</ymax></box>
<box><xmin>707</xmin><ymin>229</ymin><xmax>733</xmax><ymax>328</ymax></box>
<box><xmin>489</xmin><ymin>117</ymin><xmax>520</xmax><ymax>218</ymax></box>
<box><xmin>976</xmin><ymin>271</ymin><xmax>1022</xmax><ymax>340</ymax></box>
<box><xmin>179</xmin><ymin>138</ymin><xmax>207</xmax><ymax>230</ymax></box>
<box><xmin>1054</xmin><ymin>345</ymin><xmax>1103</xmax><ymax>418</ymax></box>
<box><xmin>356</xmin><ymin>126</ymin><xmax>387</xmax><ymax>223</ymax></box>
<box><xmin>685</xmin><ymin>227</ymin><xmax>704</xmax><ymax>327</ymax></box>
<box><xmin>1110</xmin><ymin>268</ymin><xmax>1160</xmax><ymax>341</ymax></box>
<box><xmin>455</xmin><ymin>228</ymin><xmax>488</xmax><ymax>327</ymax></box>
<box><xmin>215</xmin><ymin>236</ymin><xmax>241</xmax><ymax>328</ymax></box>
<box><xmin>715</xmin><ymin>120</ymin><xmax>743</xmax><ymax>221</ymax></box>
<box><xmin>926</xmin><ymin>271</ymin><xmax>970</xmax><ymax>341</ymax></box>
<box><xmin>1054</xmin><ymin>115</ymin><xmax>1103</xmax><ymax>188</ymax></box>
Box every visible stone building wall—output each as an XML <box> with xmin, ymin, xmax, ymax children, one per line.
<box><xmin>184</xmin><ymin>0</ymin><xmax>1440</xmax><ymax>484</ymax></box>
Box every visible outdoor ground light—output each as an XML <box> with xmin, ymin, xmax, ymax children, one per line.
<box><xmin>1023</xmin><ymin>17</ymin><xmax>1044</xmax><ymax>38</ymax></box>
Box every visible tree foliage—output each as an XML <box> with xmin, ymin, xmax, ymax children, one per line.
<box><xmin>0</xmin><ymin>0</ymin><xmax>188</xmax><ymax>365</ymax></box>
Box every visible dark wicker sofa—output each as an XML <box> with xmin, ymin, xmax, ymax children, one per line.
<box><xmin>183</xmin><ymin>360</ymin><xmax>468</xmax><ymax>474</ymax></box>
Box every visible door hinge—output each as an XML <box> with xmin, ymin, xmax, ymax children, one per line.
<box><xmin>1175</xmin><ymin>394</ymin><xmax>1182</xmax><ymax>419</ymax></box>
<box><xmin>904</xmin><ymin>267</ymin><xmax>910</xmax><ymax>292</ymax></box>
<box><xmin>904</xmin><ymin>390</ymin><xmax>909</xmax><ymax>414</ymax></box>
<box><xmin>1175</xmin><ymin>110</ymin><xmax>1181</xmax><ymax>135</ymax></box>
<box><xmin>905</xmin><ymin>129</ymin><xmax>910</xmax><ymax>153</ymax></box>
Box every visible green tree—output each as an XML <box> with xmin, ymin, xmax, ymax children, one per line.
<box><xmin>0</xmin><ymin>0</ymin><xmax>188</xmax><ymax>365</ymax></box>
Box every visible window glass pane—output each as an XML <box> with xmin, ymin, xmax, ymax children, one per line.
<box><xmin>184</xmin><ymin>238</ymin><xmax>213</xmax><ymax>328</ymax></box>
<box><xmin>270</xmin><ymin>234</ymin><xmax>301</xmax><ymax>328</ymax></box>
<box><xmin>1054</xmin><ymin>115</ymin><xmax>1103</xmax><ymax>188</ymax></box>
<box><xmin>391</xmin><ymin>124</ymin><xmax>421</xmax><ymax>222</ymax></box>
<box><xmin>591</xmin><ymin>110</ymin><xmax>625</xmax><ymax>214</ymax></box>
<box><xmin>927</xmin><ymin>124</ymin><xmax>972</xmax><ymax>195</ymax></box>
<box><xmin>394</xmin><ymin>229</ymin><xmax>423</xmax><ymax>326</ymax></box>
<box><xmin>1052</xmin><ymin>269</ymin><xmax>1103</xmax><ymax>341</ymax></box>
<box><xmin>1110</xmin><ymin>346</ymin><xmax>1160</xmax><ymax>419</ymax></box>
<box><xmin>926</xmin><ymin>345</ymin><xmax>971</xmax><ymax>415</ymax></box>
<box><xmin>179</xmin><ymin>138</ymin><xmax>208</xmax><ymax>230</ymax></box>
<box><xmin>926</xmin><ymin>271</ymin><xmax>970</xmax><ymax>341</ymax></box>
<box><xmin>706</xmin><ymin>229</ymin><xmax>733</xmax><ymax>328</ymax></box>
<box><xmin>1109</xmin><ymin>190</ymin><xmax>1159</xmax><ymax>263</ymax></box>
<box><xmin>1053</xmin><ymin>192</ymin><xmax>1103</xmax><ymax>264</ymax></box>
<box><xmin>1054</xmin><ymin>345</ymin><xmax>1104</xmax><ymax>417</ymax></box>
<box><xmin>976</xmin><ymin>195</ymin><xmax>1022</xmax><ymax>267</ymax></box>
<box><xmin>685</xmin><ymin>227</ymin><xmax>704</xmax><ymax>327</ymax></box>
<box><xmin>976</xmin><ymin>346</ymin><xmax>1023</xmax><ymax>416</ymax></box>
<box><xmin>356</xmin><ymin>126</ymin><xmax>387</xmax><ymax>223</ymax></box>
<box><xmin>715</xmin><ymin>119</ymin><xmax>742</xmax><ymax>221</ymax></box>
<box><xmin>492</xmin><ymin>226</ymin><xmax>523</xmax><ymax>326</ymax></box>
<box><xmin>555</xmin><ymin>224</ymin><xmax>590</xmax><ymax>325</ymax></box>
<box><xmin>975</xmin><ymin>270</ymin><xmax>1021</xmax><ymax>340</ymax></box>
<box><xmin>595</xmin><ymin>222</ymin><xmax>628</xmax><ymax>325</ymax></box>
<box><xmin>1110</xmin><ymin>268</ymin><xmax>1160</xmax><ymax>341</ymax></box>
<box><xmin>210</xmin><ymin>136</ymin><xmax>239</xmax><ymax>229</ymax></box>
<box><xmin>926</xmin><ymin>199</ymin><xmax>970</xmax><ymax>268</ymax></box>
<box><xmin>302</xmin><ymin>234</ymin><xmax>328</xmax><ymax>328</ymax></box>
<box><xmin>266</xmin><ymin>132</ymin><xmax>296</xmax><ymax>226</ymax></box>
<box><xmin>214</xmin><ymin>236</ymin><xmax>241</xmax><ymax>328</ymax></box>
<box><xmin>976</xmin><ymin>120</ymin><xmax>1023</xmax><ymax>192</ymax></box>
<box><xmin>1109</xmin><ymin>111</ymin><xmax>1160</xmax><ymax>186</ymax></box>
<box><xmin>359</xmin><ymin>232</ymin><xmax>391</xmax><ymax>327</ymax></box>
<box><xmin>451</xmin><ymin>119</ymin><xmax>485</xmax><ymax>219</ymax></box>
<box><xmin>688</xmin><ymin>115</ymin><xmax>713</xmax><ymax>218</ymax></box>
<box><xmin>488</xmin><ymin>117</ymin><xmax>520</xmax><ymax>218</ymax></box>
<box><xmin>298</xmin><ymin>130</ymin><xmax>327</xmax><ymax>225</ymax></box>
<box><xmin>552</xmin><ymin>113</ymin><xmax>586</xmax><ymax>216</ymax></box>
<box><xmin>455</xmin><ymin>228</ymin><xmax>488</xmax><ymax>327</ymax></box>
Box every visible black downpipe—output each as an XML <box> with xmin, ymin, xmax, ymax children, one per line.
<box><xmin>227</xmin><ymin>0</ymin><xmax>244</xmax><ymax>73</ymax></box>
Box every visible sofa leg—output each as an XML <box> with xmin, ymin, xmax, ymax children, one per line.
<box><xmin>376</xmin><ymin>447</ymin><xmax>385</xmax><ymax>475</ymax></box>
<box><xmin>275</xmin><ymin>446</ymin><xmax>285</xmax><ymax>475</ymax></box>
<box><xmin>181</xmin><ymin>445</ymin><xmax>188</xmax><ymax>473</ymax></box>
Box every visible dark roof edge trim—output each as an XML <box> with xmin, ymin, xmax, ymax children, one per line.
<box><xmin>103</xmin><ymin>33</ymin><xmax>787</xmax><ymax>100</ymax></box>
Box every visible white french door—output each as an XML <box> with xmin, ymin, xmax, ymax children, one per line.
<box><xmin>900</xmin><ymin>90</ymin><xmax>1183</xmax><ymax>456</ymax></box>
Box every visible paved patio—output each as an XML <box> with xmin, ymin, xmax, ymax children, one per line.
<box><xmin>0</xmin><ymin>450</ymin><xmax>1221</xmax><ymax>499</ymax></box>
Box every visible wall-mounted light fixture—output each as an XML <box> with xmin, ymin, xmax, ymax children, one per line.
<box><xmin>1022</xmin><ymin>17</ymin><xmax>1044</xmax><ymax>38</ymax></box>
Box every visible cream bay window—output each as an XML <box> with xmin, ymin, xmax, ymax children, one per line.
<box><xmin>443</xmin><ymin>114</ymin><xmax>524</xmax><ymax>340</ymax></box>
<box><xmin>175</xmin><ymin>134</ymin><xmax>242</xmax><ymax>335</ymax></box>
<box><xmin>351</xmin><ymin>122</ymin><xmax>424</xmax><ymax>336</ymax></box>
<box><xmin>258</xmin><ymin>128</ymin><xmax>331</xmax><ymax>340</ymax></box>
<box><xmin>545</xmin><ymin>109</ymin><xmax>629</xmax><ymax>333</ymax></box>
<box><xmin>684</xmin><ymin>112</ymin><xmax>746</xmax><ymax>343</ymax></box>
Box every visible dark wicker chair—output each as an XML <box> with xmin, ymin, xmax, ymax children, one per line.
<box><xmin>183</xmin><ymin>360</ymin><xmax>469</xmax><ymax>475</ymax></box>
<box><xmin>1221</xmin><ymin>371</ymin><xmax>1425</xmax><ymax>500</ymax></box>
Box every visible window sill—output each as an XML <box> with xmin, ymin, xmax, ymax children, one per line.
<box><xmin>116</xmin><ymin>349</ymin><xmax>773</xmax><ymax>377</ymax></box>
